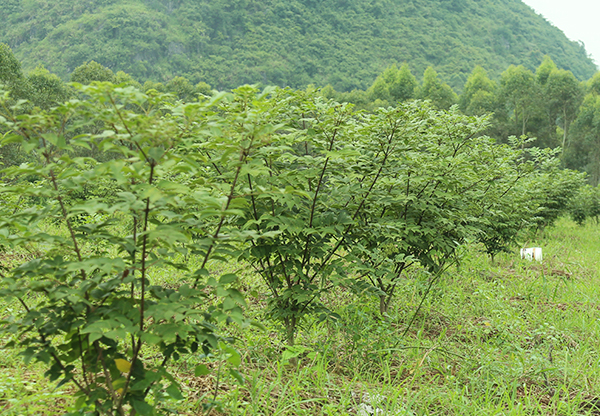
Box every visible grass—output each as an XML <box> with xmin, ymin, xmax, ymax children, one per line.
<box><xmin>3</xmin><ymin>217</ymin><xmax>600</xmax><ymax>415</ymax></box>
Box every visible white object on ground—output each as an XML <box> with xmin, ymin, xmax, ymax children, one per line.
<box><xmin>520</xmin><ymin>247</ymin><xmax>543</xmax><ymax>262</ymax></box>
<box><xmin>352</xmin><ymin>392</ymin><xmax>415</xmax><ymax>416</ymax></box>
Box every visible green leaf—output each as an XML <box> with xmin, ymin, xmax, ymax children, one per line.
<box><xmin>229</xmin><ymin>369</ymin><xmax>245</xmax><ymax>384</ymax></box>
<box><xmin>219</xmin><ymin>274</ymin><xmax>238</xmax><ymax>285</ymax></box>
<box><xmin>141</xmin><ymin>333</ymin><xmax>163</xmax><ymax>345</ymax></box>
<box><xmin>225</xmin><ymin>346</ymin><xmax>241</xmax><ymax>367</ymax></box>
<box><xmin>165</xmin><ymin>383</ymin><xmax>184</xmax><ymax>401</ymax></box>
<box><xmin>223</xmin><ymin>297</ymin><xmax>236</xmax><ymax>311</ymax></box>
<box><xmin>42</xmin><ymin>132</ymin><xmax>66</xmax><ymax>149</ymax></box>
<box><xmin>194</xmin><ymin>364</ymin><xmax>211</xmax><ymax>376</ymax></box>
<box><xmin>88</xmin><ymin>332</ymin><xmax>103</xmax><ymax>344</ymax></box>
<box><xmin>131</xmin><ymin>399</ymin><xmax>154</xmax><ymax>416</ymax></box>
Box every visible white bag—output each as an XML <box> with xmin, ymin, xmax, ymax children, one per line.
<box><xmin>520</xmin><ymin>247</ymin><xmax>542</xmax><ymax>262</ymax></box>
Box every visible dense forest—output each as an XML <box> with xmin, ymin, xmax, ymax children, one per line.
<box><xmin>0</xmin><ymin>0</ymin><xmax>596</xmax><ymax>91</ymax></box>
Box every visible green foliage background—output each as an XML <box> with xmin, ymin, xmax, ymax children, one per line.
<box><xmin>0</xmin><ymin>0</ymin><xmax>596</xmax><ymax>91</ymax></box>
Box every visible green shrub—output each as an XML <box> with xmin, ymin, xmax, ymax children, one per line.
<box><xmin>0</xmin><ymin>83</ymin><xmax>249</xmax><ymax>415</ymax></box>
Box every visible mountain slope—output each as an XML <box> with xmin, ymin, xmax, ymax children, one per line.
<box><xmin>0</xmin><ymin>0</ymin><xmax>596</xmax><ymax>90</ymax></box>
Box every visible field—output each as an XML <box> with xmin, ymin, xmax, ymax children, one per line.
<box><xmin>1</xmin><ymin>217</ymin><xmax>600</xmax><ymax>415</ymax></box>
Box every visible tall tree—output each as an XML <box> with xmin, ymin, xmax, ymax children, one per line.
<box><xmin>499</xmin><ymin>65</ymin><xmax>541</xmax><ymax>137</ymax></box>
<box><xmin>166</xmin><ymin>76</ymin><xmax>196</xmax><ymax>101</ymax></box>
<box><xmin>0</xmin><ymin>43</ymin><xmax>30</xmax><ymax>168</ymax></box>
<box><xmin>459</xmin><ymin>65</ymin><xmax>497</xmax><ymax>115</ymax></box>
<box><xmin>418</xmin><ymin>66</ymin><xmax>457</xmax><ymax>110</ymax></box>
<box><xmin>115</xmin><ymin>70</ymin><xmax>142</xmax><ymax>89</ymax></box>
<box><xmin>586</xmin><ymin>71</ymin><xmax>600</xmax><ymax>96</ymax></box>
<box><xmin>390</xmin><ymin>63</ymin><xmax>419</xmax><ymax>102</ymax></box>
<box><xmin>532</xmin><ymin>56</ymin><xmax>560</xmax><ymax>147</ymax></box>
<box><xmin>368</xmin><ymin>63</ymin><xmax>418</xmax><ymax>103</ymax></box>
<box><xmin>536</xmin><ymin>55</ymin><xmax>558</xmax><ymax>86</ymax></box>
<box><xmin>195</xmin><ymin>81</ymin><xmax>213</xmax><ymax>96</ymax></box>
<box><xmin>143</xmin><ymin>80</ymin><xmax>167</xmax><ymax>93</ymax></box>
<box><xmin>545</xmin><ymin>69</ymin><xmax>583</xmax><ymax>154</ymax></box>
<box><xmin>566</xmin><ymin>93</ymin><xmax>600</xmax><ymax>185</ymax></box>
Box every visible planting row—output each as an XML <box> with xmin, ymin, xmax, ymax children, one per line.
<box><xmin>0</xmin><ymin>84</ymin><xmax>584</xmax><ymax>415</ymax></box>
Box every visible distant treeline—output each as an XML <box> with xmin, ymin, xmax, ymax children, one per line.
<box><xmin>323</xmin><ymin>58</ymin><xmax>600</xmax><ymax>186</ymax></box>
<box><xmin>1</xmin><ymin>42</ymin><xmax>600</xmax><ymax>185</ymax></box>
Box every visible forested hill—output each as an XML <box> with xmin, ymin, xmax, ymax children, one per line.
<box><xmin>0</xmin><ymin>0</ymin><xmax>596</xmax><ymax>91</ymax></box>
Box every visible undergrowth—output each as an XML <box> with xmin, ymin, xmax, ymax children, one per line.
<box><xmin>2</xmin><ymin>217</ymin><xmax>600</xmax><ymax>415</ymax></box>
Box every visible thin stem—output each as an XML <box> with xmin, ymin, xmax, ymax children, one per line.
<box><xmin>96</xmin><ymin>343</ymin><xmax>124</xmax><ymax>416</ymax></box>
<box><xmin>116</xmin><ymin>336</ymin><xmax>143</xmax><ymax>410</ymax></box>
<box><xmin>207</xmin><ymin>360</ymin><xmax>224</xmax><ymax>416</ymax></box>
<box><xmin>139</xmin><ymin>163</ymin><xmax>156</xmax><ymax>332</ymax></box>
<box><xmin>108</xmin><ymin>94</ymin><xmax>149</xmax><ymax>162</ymax></box>
<box><xmin>197</xmin><ymin>145</ymin><xmax>251</xmax><ymax>275</ymax></box>
<box><xmin>116</xmin><ymin>161</ymin><xmax>155</xmax><ymax>410</ymax></box>
<box><xmin>399</xmin><ymin>260</ymin><xmax>454</xmax><ymax>340</ymax></box>
<box><xmin>77</xmin><ymin>330</ymin><xmax>91</xmax><ymax>390</ymax></box>
<box><xmin>300</xmin><ymin>126</ymin><xmax>339</xmax><ymax>271</ymax></box>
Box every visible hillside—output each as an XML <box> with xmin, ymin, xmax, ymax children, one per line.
<box><xmin>0</xmin><ymin>0</ymin><xmax>597</xmax><ymax>91</ymax></box>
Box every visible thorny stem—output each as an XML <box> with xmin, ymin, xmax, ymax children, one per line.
<box><xmin>39</xmin><ymin>139</ymin><xmax>86</xmax><ymax>278</ymax></box>
<box><xmin>109</xmin><ymin>95</ymin><xmax>149</xmax><ymax>162</ymax></box>
<box><xmin>131</xmin><ymin>213</ymin><xmax>137</xmax><ymax>319</ymax></box>
<box><xmin>77</xmin><ymin>330</ymin><xmax>91</xmax><ymax>390</ymax></box>
<box><xmin>247</xmin><ymin>175</ymin><xmax>277</xmax><ymax>284</ymax></box>
<box><xmin>116</xmin><ymin>340</ymin><xmax>143</xmax><ymax>411</ymax></box>
<box><xmin>206</xmin><ymin>150</ymin><xmax>222</xmax><ymax>175</ymax></box>
<box><xmin>111</xmin><ymin>93</ymin><xmax>158</xmax><ymax>407</ymax></box>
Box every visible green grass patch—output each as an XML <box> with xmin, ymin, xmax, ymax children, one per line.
<box><xmin>3</xmin><ymin>217</ymin><xmax>600</xmax><ymax>415</ymax></box>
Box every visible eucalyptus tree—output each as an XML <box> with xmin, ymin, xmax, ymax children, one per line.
<box><xmin>459</xmin><ymin>65</ymin><xmax>497</xmax><ymax>116</ymax></box>
<box><xmin>567</xmin><ymin>93</ymin><xmax>600</xmax><ymax>185</ymax></box>
<box><xmin>587</xmin><ymin>72</ymin><xmax>600</xmax><ymax>96</ymax></box>
<box><xmin>545</xmin><ymin>69</ymin><xmax>584</xmax><ymax>155</ymax></box>
<box><xmin>0</xmin><ymin>43</ymin><xmax>27</xmax><ymax>97</ymax></box>
<box><xmin>114</xmin><ymin>71</ymin><xmax>142</xmax><ymax>90</ymax></box>
<box><xmin>166</xmin><ymin>76</ymin><xmax>196</xmax><ymax>101</ymax></box>
<box><xmin>536</xmin><ymin>55</ymin><xmax>558</xmax><ymax>86</ymax></box>
<box><xmin>499</xmin><ymin>65</ymin><xmax>542</xmax><ymax>138</ymax></box>
<box><xmin>418</xmin><ymin>66</ymin><xmax>457</xmax><ymax>110</ymax></box>
<box><xmin>0</xmin><ymin>43</ymin><xmax>31</xmax><ymax>168</ymax></box>
<box><xmin>368</xmin><ymin>63</ymin><xmax>418</xmax><ymax>104</ymax></box>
